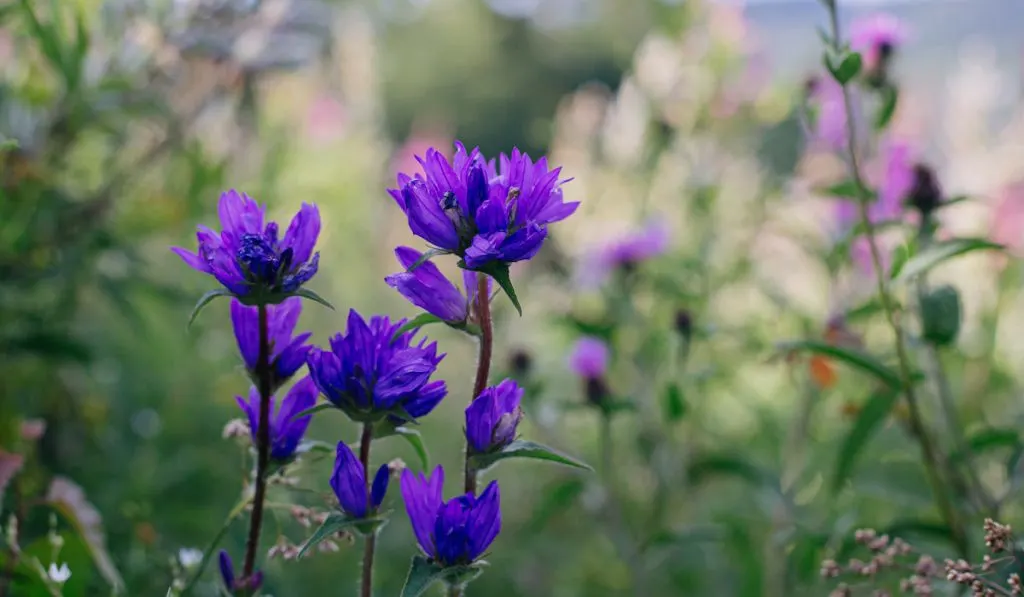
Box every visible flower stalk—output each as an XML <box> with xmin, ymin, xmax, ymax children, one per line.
<box><xmin>242</xmin><ymin>303</ymin><xmax>272</xmax><ymax>582</ymax></box>
<box><xmin>821</xmin><ymin>0</ymin><xmax>968</xmax><ymax>557</ymax></box>
<box><xmin>359</xmin><ymin>423</ymin><xmax>376</xmax><ymax>597</ymax></box>
<box><xmin>464</xmin><ymin>275</ymin><xmax>493</xmax><ymax>496</ymax></box>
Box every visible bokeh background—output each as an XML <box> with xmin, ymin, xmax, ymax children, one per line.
<box><xmin>5</xmin><ymin>0</ymin><xmax>1024</xmax><ymax>595</ymax></box>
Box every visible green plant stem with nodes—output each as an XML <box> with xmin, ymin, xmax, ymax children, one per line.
<box><xmin>181</xmin><ymin>497</ymin><xmax>252</xmax><ymax>595</ymax></box>
<box><xmin>464</xmin><ymin>275</ymin><xmax>493</xmax><ymax>496</ymax></box>
<box><xmin>242</xmin><ymin>303</ymin><xmax>273</xmax><ymax>582</ymax></box>
<box><xmin>820</xmin><ymin>0</ymin><xmax>969</xmax><ymax>557</ymax></box>
<box><xmin>359</xmin><ymin>423</ymin><xmax>376</xmax><ymax>597</ymax></box>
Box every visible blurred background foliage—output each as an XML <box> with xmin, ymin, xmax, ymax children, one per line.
<box><xmin>3</xmin><ymin>0</ymin><xmax>1024</xmax><ymax>595</ymax></box>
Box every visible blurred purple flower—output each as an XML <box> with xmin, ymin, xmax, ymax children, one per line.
<box><xmin>384</xmin><ymin>246</ymin><xmax>491</xmax><ymax>324</ymax></box>
<box><xmin>850</xmin><ymin>13</ymin><xmax>907</xmax><ymax>72</ymax></box>
<box><xmin>218</xmin><ymin>550</ymin><xmax>262</xmax><ymax>594</ymax></box>
<box><xmin>568</xmin><ymin>337</ymin><xmax>609</xmax><ymax>379</ymax></box>
<box><xmin>578</xmin><ymin>220</ymin><xmax>670</xmax><ymax>287</ymax></box>
<box><xmin>400</xmin><ymin>466</ymin><xmax>501</xmax><ymax>567</ymax></box>
<box><xmin>306</xmin><ymin>310</ymin><xmax>447</xmax><ymax>421</ymax></box>
<box><xmin>330</xmin><ymin>441</ymin><xmax>390</xmax><ymax>519</ymax></box>
<box><xmin>172</xmin><ymin>190</ymin><xmax>321</xmax><ymax>299</ymax></box>
<box><xmin>231</xmin><ymin>297</ymin><xmax>312</xmax><ymax>390</ymax></box>
<box><xmin>388</xmin><ymin>142</ymin><xmax>578</xmax><ymax>270</ymax></box>
<box><xmin>808</xmin><ymin>76</ymin><xmax>858</xmax><ymax>151</ymax></box>
<box><xmin>465</xmin><ymin>379</ymin><xmax>524</xmax><ymax>454</ymax></box>
<box><xmin>236</xmin><ymin>376</ymin><xmax>317</xmax><ymax>461</ymax></box>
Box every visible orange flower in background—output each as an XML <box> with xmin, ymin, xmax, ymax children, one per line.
<box><xmin>809</xmin><ymin>316</ymin><xmax>864</xmax><ymax>390</ymax></box>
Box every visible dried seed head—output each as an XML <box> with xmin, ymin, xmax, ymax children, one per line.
<box><xmin>821</xmin><ymin>559</ymin><xmax>841</xmax><ymax>579</ymax></box>
<box><xmin>984</xmin><ymin>518</ymin><xmax>1012</xmax><ymax>552</ymax></box>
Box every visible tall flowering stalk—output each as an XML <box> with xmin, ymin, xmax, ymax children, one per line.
<box><xmin>817</xmin><ymin>0</ymin><xmax>968</xmax><ymax>556</ymax></box>
<box><xmin>173</xmin><ymin>190</ymin><xmax>325</xmax><ymax>592</ymax></box>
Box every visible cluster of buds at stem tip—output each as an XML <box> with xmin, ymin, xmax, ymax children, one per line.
<box><xmin>568</xmin><ymin>337</ymin><xmax>611</xmax><ymax>409</ymax></box>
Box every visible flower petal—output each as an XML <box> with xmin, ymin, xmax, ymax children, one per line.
<box><xmin>467</xmin><ymin>480</ymin><xmax>501</xmax><ymax>560</ymax></box>
<box><xmin>370</xmin><ymin>463</ymin><xmax>390</xmax><ymax>510</ymax></box>
<box><xmin>403</xmin><ymin>181</ymin><xmax>460</xmax><ymax>251</ymax></box>
<box><xmin>401</xmin><ymin>467</ymin><xmax>444</xmax><ymax>558</ymax></box>
<box><xmin>331</xmin><ymin>441</ymin><xmax>368</xmax><ymax>518</ymax></box>
<box><xmin>281</xmin><ymin>203</ymin><xmax>321</xmax><ymax>265</ymax></box>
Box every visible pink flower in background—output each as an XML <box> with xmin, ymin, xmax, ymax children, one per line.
<box><xmin>568</xmin><ymin>337</ymin><xmax>609</xmax><ymax>380</ymax></box>
<box><xmin>850</xmin><ymin>13</ymin><xmax>907</xmax><ymax>72</ymax></box>
<box><xmin>991</xmin><ymin>181</ymin><xmax>1024</xmax><ymax>266</ymax></box>
<box><xmin>305</xmin><ymin>96</ymin><xmax>348</xmax><ymax>144</ymax></box>
<box><xmin>390</xmin><ymin>130</ymin><xmax>452</xmax><ymax>177</ymax></box>
<box><xmin>577</xmin><ymin>220</ymin><xmax>671</xmax><ymax>288</ymax></box>
<box><xmin>809</xmin><ymin>76</ymin><xmax>854</xmax><ymax>151</ymax></box>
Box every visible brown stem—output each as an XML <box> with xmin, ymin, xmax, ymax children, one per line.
<box><xmin>464</xmin><ymin>274</ymin><xmax>493</xmax><ymax>496</ymax></box>
<box><xmin>823</xmin><ymin>2</ymin><xmax>969</xmax><ymax>557</ymax></box>
<box><xmin>359</xmin><ymin>423</ymin><xmax>376</xmax><ymax>597</ymax></box>
<box><xmin>242</xmin><ymin>303</ymin><xmax>272</xmax><ymax>580</ymax></box>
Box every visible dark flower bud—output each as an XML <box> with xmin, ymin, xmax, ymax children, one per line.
<box><xmin>906</xmin><ymin>163</ymin><xmax>942</xmax><ymax>219</ymax></box>
<box><xmin>674</xmin><ymin>309</ymin><xmax>693</xmax><ymax>341</ymax></box>
<box><xmin>585</xmin><ymin>377</ymin><xmax>610</xmax><ymax>407</ymax></box>
<box><xmin>509</xmin><ymin>349</ymin><xmax>532</xmax><ymax>379</ymax></box>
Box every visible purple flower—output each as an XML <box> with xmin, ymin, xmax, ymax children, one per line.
<box><xmin>850</xmin><ymin>13</ymin><xmax>907</xmax><ymax>72</ymax></box>
<box><xmin>400</xmin><ymin>466</ymin><xmax>501</xmax><ymax>567</ymax></box>
<box><xmin>306</xmin><ymin>310</ymin><xmax>447</xmax><ymax>422</ymax></box>
<box><xmin>578</xmin><ymin>221</ymin><xmax>670</xmax><ymax>287</ymax></box>
<box><xmin>218</xmin><ymin>550</ymin><xmax>262</xmax><ymax>594</ymax></box>
<box><xmin>568</xmin><ymin>337</ymin><xmax>609</xmax><ymax>379</ymax></box>
<box><xmin>388</xmin><ymin>142</ymin><xmax>578</xmax><ymax>270</ymax></box>
<box><xmin>384</xmin><ymin>246</ymin><xmax>491</xmax><ymax>324</ymax></box>
<box><xmin>465</xmin><ymin>379</ymin><xmax>524</xmax><ymax>454</ymax></box>
<box><xmin>172</xmin><ymin>190</ymin><xmax>321</xmax><ymax>299</ymax></box>
<box><xmin>808</xmin><ymin>76</ymin><xmax>863</xmax><ymax>151</ymax></box>
<box><xmin>231</xmin><ymin>297</ymin><xmax>312</xmax><ymax>390</ymax></box>
<box><xmin>330</xmin><ymin>441</ymin><xmax>390</xmax><ymax>519</ymax></box>
<box><xmin>235</xmin><ymin>376</ymin><xmax>317</xmax><ymax>461</ymax></box>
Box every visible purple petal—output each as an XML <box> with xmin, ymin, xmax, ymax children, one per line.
<box><xmin>217</xmin><ymin>190</ymin><xmax>264</xmax><ymax>237</ymax></box>
<box><xmin>401</xmin><ymin>466</ymin><xmax>445</xmax><ymax>558</ymax></box>
<box><xmin>170</xmin><ymin>247</ymin><xmax>209</xmax><ymax>273</ymax></box>
<box><xmin>332</xmin><ymin>441</ymin><xmax>368</xmax><ymax>518</ymax></box>
<box><xmin>281</xmin><ymin>203</ymin><xmax>321</xmax><ymax>265</ymax></box>
<box><xmin>474</xmin><ymin>197</ymin><xmax>509</xmax><ymax>235</ymax></box>
<box><xmin>497</xmin><ymin>224</ymin><xmax>547</xmax><ymax>264</ymax></box>
<box><xmin>218</xmin><ymin>550</ymin><xmax>235</xmax><ymax>590</ymax></box>
<box><xmin>403</xmin><ymin>380</ymin><xmax>447</xmax><ymax>419</ymax></box>
<box><xmin>463</xmin><ymin>232</ymin><xmax>506</xmax><ymax>269</ymax></box>
<box><xmin>386</xmin><ymin>247</ymin><xmax>467</xmax><ymax>322</ymax></box>
<box><xmin>271</xmin><ymin>377</ymin><xmax>316</xmax><ymax>459</ymax></box>
<box><xmin>568</xmin><ymin>337</ymin><xmax>609</xmax><ymax>379</ymax></box>
<box><xmin>467</xmin><ymin>480</ymin><xmax>501</xmax><ymax>560</ymax></box>
<box><xmin>370</xmin><ymin>463</ymin><xmax>390</xmax><ymax>510</ymax></box>
<box><xmin>230</xmin><ymin>300</ymin><xmax>259</xmax><ymax>370</ymax></box>
<box><xmin>402</xmin><ymin>181</ymin><xmax>460</xmax><ymax>251</ymax></box>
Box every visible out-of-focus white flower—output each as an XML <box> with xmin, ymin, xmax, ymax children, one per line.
<box><xmin>47</xmin><ymin>563</ymin><xmax>71</xmax><ymax>584</ymax></box>
<box><xmin>178</xmin><ymin>548</ymin><xmax>203</xmax><ymax>569</ymax></box>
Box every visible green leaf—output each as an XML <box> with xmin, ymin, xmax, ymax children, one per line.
<box><xmin>46</xmin><ymin>477</ymin><xmax>124</xmax><ymax>591</ymax></box>
<box><xmin>291</xmin><ymin>402</ymin><xmax>336</xmax><ymax>420</ymax></box>
<box><xmin>374</xmin><ymin>421</ymin><xmax>430</xmax><ymax>469</ymax></box>
<box><xmin>188</xmin><ymin>289</ymin><xmax>233</xmax><ymax>327</ymax></box>
<box><xmin>524</xmin><ymin>478</ymin><xmax>585</xmax><ymax>534</ymax></box>
<box><xmin>298</xmin><ymin>513</ymin><xmax>386</xmax><ymax>558</ymax></box>
<box><xmin>407</xmin><ymin>248</ymin><xmax>447</xmax><ymax>272</ymax></box>
<box><xmin>891</xmin><ymin>238</ymin><xmax>1005</xmax><ymax>284</ymax></box>
<box><xmin>400</xmin><ymin>556</ymin><xmax>446</xmax><ymax>597</ymax></box>
<box><xmin>823</xmin><ymin>180</ymin><xmax>872</xmax><ymax>201</ymax></box>
<box><xmin>295</xmin><ymin>288</ymin><xmax>335</xmax><ymax>310</ymax></box>
<box><xmin>826</xmin><ymin>51</ymin><xmax>862</xmax><ymax>85</ymax></box>
<box><xmin>643</xmin><ymin>524</ymin><xmax>724</xmax><ymax>551</ymax></box>
<box><xmin>392</xmin><ymin>313</ymin><xmax>444</xmax><ymax>341</ymax></box>
<box><xmin>663</xmin><ymin>383</ymin><xmax>687</xmax><ymax>423</ymax></box>
<box><xmin>686</xmin><ymin>454</ymin><xmax>778</xmax><ymax>491</ymax></box>
<box><xmin>951</xmin><ymin>428</ymin><xmax>1021</xmax><ymax>463</ymax></box>
<box><xmin>776</xmin><ymin>340</ymin><xmax>903</xmax><ymax>389</ymax></box>
<box><xmin>874</xmin><ymin>85</ymin><xmax>899</xmax><ymax>130</ymax></box>
<box><xmin>470</xmin><ymin>440</ymin><xmax>592</xmax><ymax>473</ymax></box>
<box><xmin>832</xmin><ymin>388</ymin><xmax>899</xmax><ymax>492</ymax></box>
<box><xmin>295</xmin><ymin>439</ymin><xmax>336</xmax><ymax>455</ymax></box>
<box><xmin>888</xmin><ymin>241</ymin><xmax>913</xmax><ymax>280</ymax></box>
<box><xmin>920</xmin><ymin>284</ymin><xmax>961</xmax><ymax>346</ymax></box>
<box><xmin>475</xmin><ymin>262</ymin><xmax>521</xmax><ymax>315</ymax></box>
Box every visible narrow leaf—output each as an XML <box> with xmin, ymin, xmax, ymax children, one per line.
<box><xmin>393</xmin><ymin>426</ymin><xmax>429</xmax><ymax>469</ymax></box>
<box><xmin>471</xmin><ymin>440</ymin><xmax>592</xmax><ymax>472</ymax></box>
<box><xmin>663</xmin><ymin>383</ymin><xmax>687</xmax><ymax>423</ymax></box>
<box><xmin>290</xmin><ymin>402</ymin><xmax>335</xmax><ymax>420</ymax></box>
<box><xmin>874</xmin><ymin>85</ymin><xmax>899</xmax><ymax>130</ymax></box>
<box><xmin>407</xmin><ymin>248</ymin><xmax>447</xmax><ymax>272</ymax></box>
<box><xmin>46</xmin><ymin>477</ymin><xmax>124</xmax><ymax>590</ymax></box>
<box><xmin>823</xmin><ymin>180</ymin><xmax>871</xmax><ymax>200</ymax></box>
<box><xmin>776</xmin><ymin>340</ymin><xmax>902</xmax><ymax>389</ymax></box>
<box><xmin>187</xmin><ymin>289</ymin><xmax>232</xmax><ymax>327</ymax></box>
<box><xmin>295</xmin><ymin>288</ymin><xmax>335</xmax><ymax>310</ymax></box>
<box><xmin>951</xmin><ymin>428</ymin><xmax>1021</xmax><ymax>463</ymax></box>
<box><xmin>479</xmin><ymin>263</ymin><xmax>522</xmax><ymax>315</ymax></box>
<box><xmin>888</xmin><ymin>242</ymin><xmax>912</xmax><ymax>280</ymax></box>
<box><xmin>392</xmin><ymin>313</ymin><xmax>444</xmax><ymax>341</ymax></box>
<box><xmin>827</xmin><ymin>52</ymin><xmax>862</xmax><ymax>85</ymax></box>
<box><xmin>832</xmin><ymin>388</ymin><xmax>899</xmax><ymax>492</ymax></box>
<box><xmin>891</xmin><ymin>238</ymin><xmax>1005</xmax><ymax>284</ymax></box>
<box><xmin>686</xmin><ymin>454</ymin><xmax>778</xmax><ymax>491</ymax></box>
<box><xmin>298</xmin><ymin>513</ymin><xmax>368</xmax><ymax>559</ymax></box>
<box><xmin>400</xmin><ymin>556</ymin><xmax>446</xmax><ymax>597</ymax></box>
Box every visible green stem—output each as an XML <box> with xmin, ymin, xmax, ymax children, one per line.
<box><xmin>821</xmin><ymin>0</ymin><xmax>969</xmax><ymax>557</ymax></box>
<box><xmin>181</xmin><ymin>498</ymin><xmax>251</xmax><ymax>595</ymax></box>
<box><xmin>359</xmin><ymin>423</ymin><xmax>376</xmax><ymax>597</ymax></box>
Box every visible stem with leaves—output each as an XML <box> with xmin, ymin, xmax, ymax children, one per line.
<box><xmin>181</xmin><ymin>498</ymin><xmax>251</xmax><ymax>595</ymax></box>
<box><xmin>820</xmin><ymin>0</ymin><xmax>969</xmax><ymax>557</ymax></box>
<box><xmin>242</xmin><ymin>303</ymin><xmax>273</xmax><ymax>581</ymax></box>
<box><xmin>464</xmin><ymin>275</ymin><xmax>493</xmax><ymax>496</ymax></box>
<box><xmin>359</xmin><ymin>424</ymin><xmax>376</xmax><ymax>597</ymax></box>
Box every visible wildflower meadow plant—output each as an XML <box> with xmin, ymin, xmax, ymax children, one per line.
<box><xmin>172</xmin><ymin>143</ymin><xmax>591</xmax><ymax>597</ymax></box>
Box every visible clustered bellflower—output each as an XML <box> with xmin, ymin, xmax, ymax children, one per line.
<box><xmin>401</xmin><ymin>467</ymin><xmax>501</xmax><ymax>568</ymax></box>
<box><xmin>172</xmin><ymin>190</ymin><xmax>321</xmax><ymax>300</ymax></box>
<box><xmin>218</xmin><ymin>550</ymin><xmax>262</xmax><ymax>595</ymax></box>
<box><xmin>331</xmin><ymin>441</ymin><xmax>390</xmax><ymax>519</ymax></box>
<box><xmin>569</xmin><ymin>337</ymin><xmax>611</xmax><ymax>406</ymax></box>
<box><xmin>306</xmin><ymin>310</ymin><xmax>447</xmax><ymax>422</ymax></box>
<box><xmin>388</xmin><ymin>142</ymin><xmax>578</xmax><ymax>271</ymax></box>
<box><xmin>235</xmin><ymin>376</ymin><xmax>317</xmax><ymax>461</ymax></box>
<box><xmin>578</xmin><ymin>220</ymin><xmax>670</xmax><ymax>287</ymax></box>
<box><xmin>384</xmin><ymin>246</ymin><xmax>491</xmax><ymax>325</ymax></box>
<box><xmin>231</xmin><ymin>297</ymin><xmax>312</xmax><ymax>390</ymax></box>
<box><xmin>850</xmin><ymin>13</ymin><xmax>907</xmax><ymax>75</ymax></box>
<box><xmin>465</xmin><ymin>379</ymin><xmax>523</xmax><ymax>454</ymax></box>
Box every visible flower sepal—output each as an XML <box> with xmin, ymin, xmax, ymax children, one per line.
<box><xmin>459</xmin><ymin>260</ymin><xmax>521</xmax><ymax>316</ymax></box>
<box><xmin>296</xmin><ymin>511</ymin><xmax>391</xmax><ymax>559</ymax></box>
<box><xmin>189</xmin><ymin>287</ymin><xmax>333</xmax><ymax>327</ymax></box>
<box><xmin>400</xmin><ymin>556</ymin><xmax>488</xmax><ymax>597</ymax></box>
